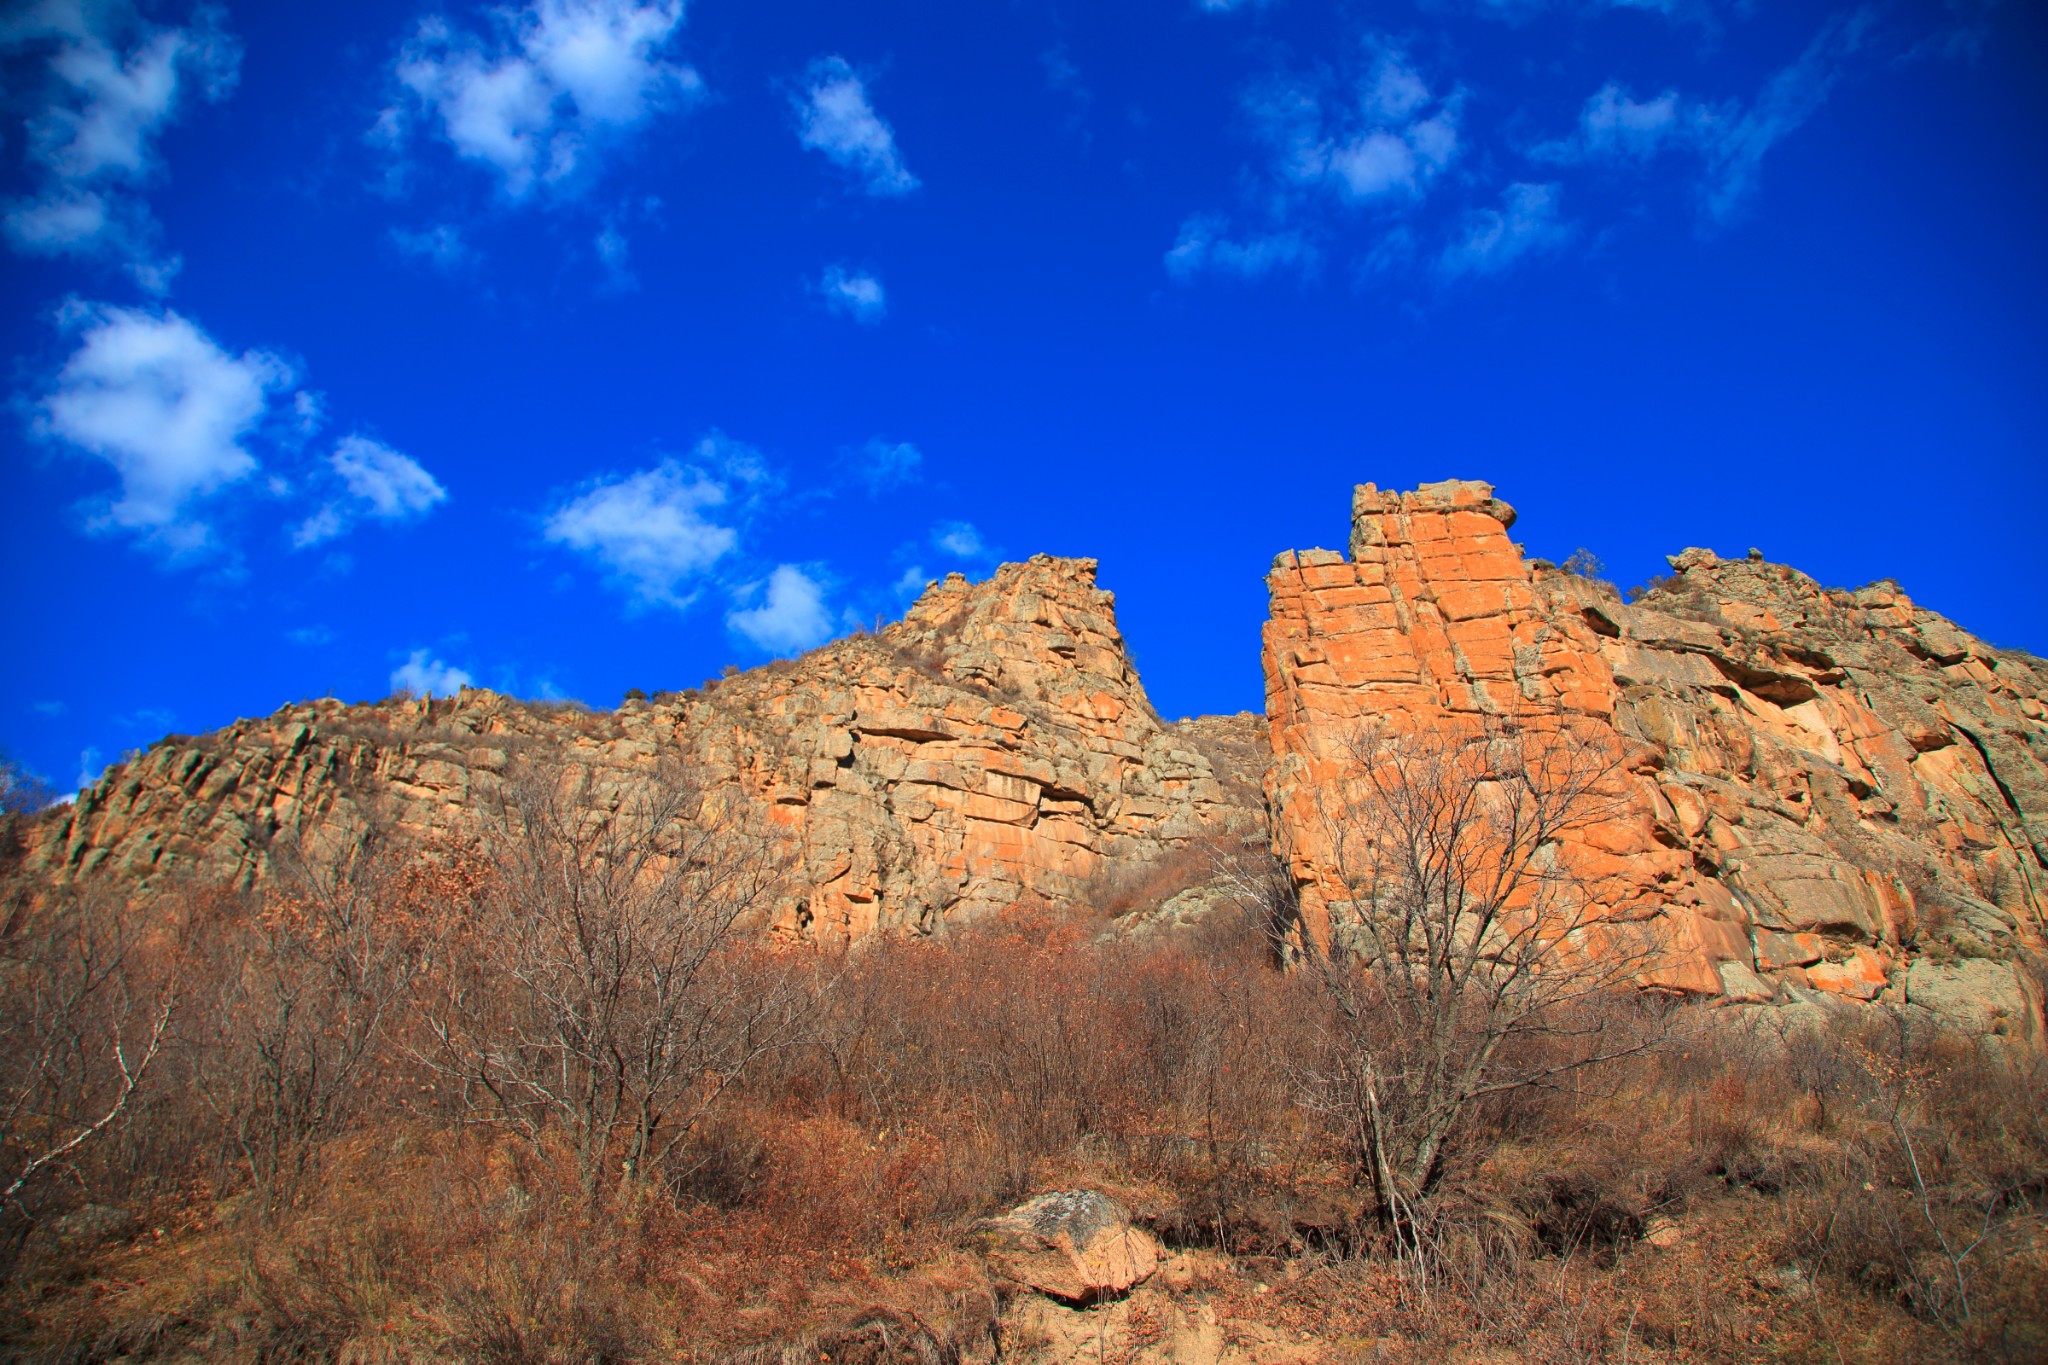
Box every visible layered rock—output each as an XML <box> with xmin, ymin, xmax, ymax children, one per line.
<box><xmin>1265</xmin><ymin>480</ymin><xmax>2047</xmax><ymax>1038</ymax></box>
<box><xmin>32</xmin><ymin>556</ymin><xmax>1261</xmax><ymax>941</ymax></box>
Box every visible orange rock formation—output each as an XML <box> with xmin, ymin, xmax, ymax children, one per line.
<box><xmin>26</xmin><ymin>482</ymin><xmax>2048</xmax><ymax>1039</ymax></box>
<box><xmin>1264</xmin><ymin>480</ymin><xmax>2047</xmax><ymax>1037</ymax></box>
<box><xmin>32</xmin><ymin>557</ymin><xmax>1259</xmax><ymax>941</ymax></box>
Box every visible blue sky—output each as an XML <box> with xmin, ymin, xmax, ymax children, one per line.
<box><xmin>3</xmin><ymin>0</ymin><xmax>2043</xmax><ymax>795</ymax></box>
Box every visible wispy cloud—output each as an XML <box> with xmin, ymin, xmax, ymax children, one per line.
<box><xmin>1461</xmin><ymin>0</ymin><xmax>1708</xmax><ymax>20</ymax></box>
<box><xmin>293</xmin><ymin>435</ymin><xmax>448</xmax><ymax>548</ymax></box>
<box><xmin>728</xmin><ymin>563</ymin><xmax>834</xmax><ymax>653</ymax></box>
<box><xmin>390</xmin><ymin>222</ymin><xmax>475</xmax><ymax>273</ymax></box>
<box><xmin>379</xmin><ymin>0</ymin><xmax>700</xmax><ymax>201</ymax></box>
<box><xmin>35</xmin><ymin>302</ymin><xmax>300</xmax><ymax>557</ymax></box>
<box><xmin>391</xmin><ymin>648</ymin><xmax>473</xmax><ymax>697</ymax></box>
<box><xmin>1169</xmin><ymin>37</ymin><xmax>1458</xmax><ymax>283</ymax></box>
<box><xmin>857</xmin><ymin>438</ymin><xmax>921</xmax><ymax>492</ymax></box>
<box><xmin>1041</xmin><ymin>45</ymin><xmax>1090</xmax><ymax>133</ymax></box>
<box><xmin>1165</xmin><ymin>214</ymin><xmax>1316</xmax><ymax>281</ymax></box>
<box><xmin>1533</xmin><ymin>83</ymin><xmax>1695</xmax><ymax>163</ymax></box>
<box><xmin>1438</xmin><ymin>182</ymin><xmax>1570</xmax><ymax>277</ymax></box>
<box><xmin>1532</xmin><ymin>12</ymin><xmax>1873</xmax><ymax>226</ymax></box>
<box><xmin>819</xmin><ymin>264</ymin><xmax>886</xmax><ymax>322</ymax></box>
<box><xmin>1245</xmin><ymin>44</ymin><xmax>1460</xmax><ymax>208</ymax></box>
<box><xmin>795</xmin><ymin>56</ymin><xmax>918</xmax><ymax>197</ymax></box>
<box><xmin>1</xmin><ymin>0</ymin><xmax>240</xmax><ymax>288</ymax></box>
<box><xmin>594</xmin><ymin>222</ymin><xmax>635</xmax><ymax>290</ymax></box>
<box><xmin>1695</xmin><ymin>13</ymin><xmax>1868</xmax><ymax>225</ymax></box>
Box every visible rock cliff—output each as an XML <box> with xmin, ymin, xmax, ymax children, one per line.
<box><xmin>31</xmin><ymin>556</ymin><xmax>1260</xmax><ymax>940</ymax></box>
<box><xmin>26</xmin><ymin>485</ymin><xmax>2048</xmax><ymax>1038</ymax></box>
<box><xmin>1265</xmin><ymin>479</ymin><xmax>2047</xmax><ymax>1038</ymax></box>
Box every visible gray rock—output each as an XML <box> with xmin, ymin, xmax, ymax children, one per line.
<box><xmin>974</xmin><ymin>1190</ymin><xmax>1161</xmax><ymax>1303</ymax></box>
<box><xmin>1905</xmin><ymin>958</ymin><xmax>2036</xmax><ymax>1041</ymax></box>
<box><xmin>49</xmin><ymin>1203</ymin><xmax>139</xmax><ymax>1248</ymax></box>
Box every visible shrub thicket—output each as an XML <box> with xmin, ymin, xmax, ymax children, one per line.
<box><xmin>1</xmin><ymin>763</ymin><xmax>2043</xmax><ymax>1363</ymax></box>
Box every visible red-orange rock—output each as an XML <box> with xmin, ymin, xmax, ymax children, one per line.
<box><xmin>1263</xmin><ymin>481</ymin><xmax>2048</xmax><ymax>1022</ymax></box>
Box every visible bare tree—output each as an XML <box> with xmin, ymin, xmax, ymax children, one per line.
<box><xmin>182</xmin><ymin>828</ymin><xmax>443</xmax><ymax>1204</ymax></box>
<box><xmin>1288</xmin><ymin>716</ymin><xmax>1665</xmax><ymax>1252</ymax></box>
<box><xmin>419</xmin><ymin>757</ymin><xmax>812</xmax><ymax>1200</ymax></box>
<box><xmin>0</xmin><ymin>888</ymin><xmax>176</xmax><ymax>1220</ymax></box>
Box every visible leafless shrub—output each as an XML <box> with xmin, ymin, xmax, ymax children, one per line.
<box><xmin>179</xmin><ymin>830</ymin><xmax>453</xmax><ymax>1206</ymax></box>
<box><xmin>1289</xmin><ymin>716</ymin><xmax>1669</xmax><ymax>1279</ymax></box>
<box><xmin>0</xmin><ymin>886</ymin><xmax>176</xmax><ymax>1248</ymax></box>
<box><xmin>417</xmin><ymin>756</ymin><xmax>814</xmax><ymax>1201</ymax></box>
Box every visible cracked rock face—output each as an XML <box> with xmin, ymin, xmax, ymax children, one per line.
<box><xmin>30</xmin><ymin>556</ymin><xmax>1263</xmax><ymax>942</ymax></box>
<box><xmin>1264</xmin><ymin>480</ymin><xmax>2048</xmax><ymax>1037</ymax></box>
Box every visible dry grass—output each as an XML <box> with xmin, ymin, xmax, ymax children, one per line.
<box><xmin>1</xmin><ymin>864</ymin><xmax>2043</xmax><ymax>1364</ymax></box>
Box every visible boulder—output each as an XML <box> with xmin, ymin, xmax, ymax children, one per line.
<box><xmin>49</xmin><ymin>1203</ymin><xmax>140</xmax><ymax>1249</ymax></box>
<box><xmin>974</xmin><ymin>1190</ymin><xmax>1160</xmax><ymax>1303</ymax></box>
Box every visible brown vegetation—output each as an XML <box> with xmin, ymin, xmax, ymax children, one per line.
<box><xmin>0</xmin><ymin>750</ymin><xmax>2044</xmax><ymax>1364</ymax></box>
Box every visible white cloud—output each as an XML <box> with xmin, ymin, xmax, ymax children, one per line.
<box><xmin>859</xmin><ymin>438</ymin><xmax>921</xmax><ymax>492</ymax></box>
<box><xmin>36</xmin><ymin>302</ymin><xmax>298</xmax><ymax>554</ymax></box>
<box><xmin>334</xmin><ymin>435</ymin><xmax>446</xmax><ymax>519</ymax></box>
<box><xmin>1247</xmin><ymin>47</ymin><xmax>1460</xmax><ymax>207</ymax></box>
<box><xmin>933</xmin><ymin>521</ymin><xmax>986</xmax><ymax>558</ymax></box>
<box><xmin>892</xmin><ymin>564</ymin><xmax>929</xmax><ymax>596</ymax></box>
<box><xmin>384</xmin><ymin>0</ymin><xmax>699</xmax><ymax>200</ymax></box>
<box><xmin>820</xmin><ymin>264</ymin><xmax>886</xmax><ymax>323</ymax></box>
<box><xmin>291</xmin><ymin>505</ymin><xmax>346</xmax><ymax>548</ymax></box>
<box><xmin>1582</xmin><ymin>85</ymin><xmax>1683</xmax><ymax>157</ymax></box>
<box><xmin>728</xmin><ymin>564</ymin><xmax>834</xmax><ymax>653</ymax></box>
<box><xmin>391</xmin><ymin>222</ymin><xmax>475</xmax><ymax>272</ymax></box>
<box><xmin>295</xmin><ymin>434</ymin><xmax>447</xmax><ymax>546</ymax></box>
<box><xmin>1164</xmin><ymin>214</ymin><xmax>1315</xmax><ymax>281</ymax></box>
<box><xmin>692</xmin><ymin>429</ymin><xmax>775</xmax><ymax>489</ymax></box>
<box><xmin>795</xmin><ymin>56</ymin><xmax>918</xmax><ymax>197</ymax></box>
<box><xmin>544</xmin><ymin>459</ymin><xmax>738</xmax><ymax>610</ymax></box>
<box><xmin>1</xmin><ymin>0</ymin><xmax>240</xmax><ymax>284</ymax></box>
<box><xmin>1173</xmin><ymin>39</ymin><xmax>1456</xmax><ymax>286</ymax></box>
<box><xmin>391</xmin><ymin>648</ymin><xmax>474</xmax><ymax>697</ymax></box>
<box><xmin>1533</xmin><ymin>83</ymin><xmax>1700</xmax><ymax>165</ymax></box>
<box><xmin>1438</xmin><ymin>182</ymin><xmax>1570</xmax><ymax>277</ymax></box>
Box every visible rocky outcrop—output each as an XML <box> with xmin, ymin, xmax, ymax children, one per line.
<box><xmin>1265</xmin><ymin>480</ymin><xmax>2047</xmax><ymax>1035</ymax></box>
<box><xmin>32</xmin><ymin>484</ymin><xmax>2048</xmax><ymax>1036</ymax></box>
<box><xmin>32</xmin><ymin>557</ymin><xmax>1261</xmax><ymax>941</ymax></box>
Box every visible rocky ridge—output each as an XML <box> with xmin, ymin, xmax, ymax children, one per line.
<box><xmin>27</xmin><ymin>483</ymin><xmax>2048</xmax><ymax>1035</ymax></box>
<box><xmin>31</xmin><ymin>556</ymin><xmax>1260</xmax><ymax>940</ymax></box>
<box><xmin>1264</xmin><ymin>479</ymin><xmax>2047</xmax><ymax>1037</ymax></box>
